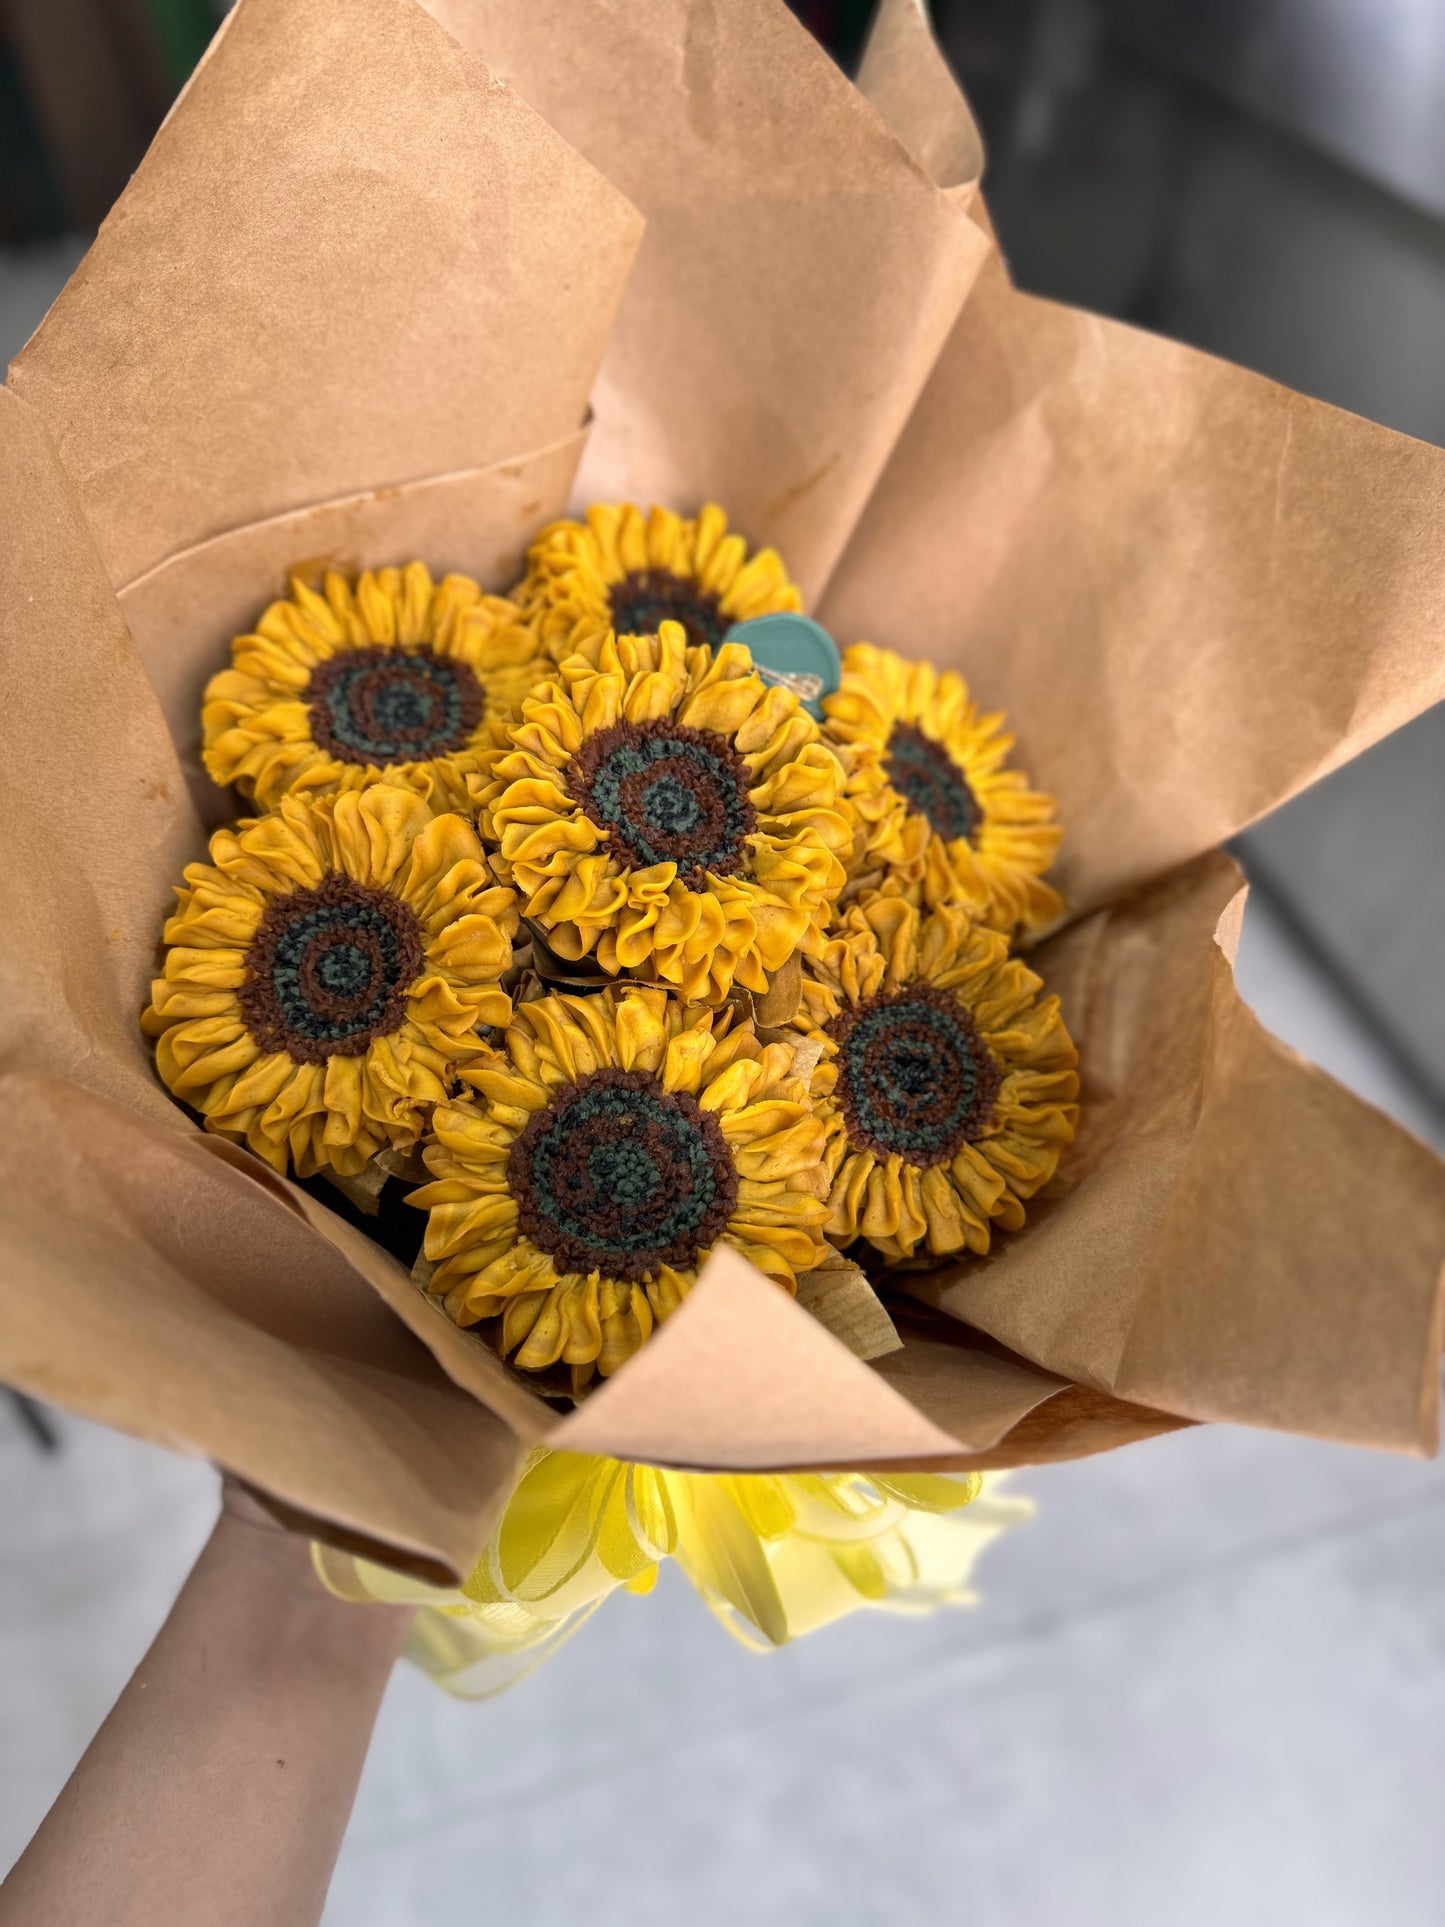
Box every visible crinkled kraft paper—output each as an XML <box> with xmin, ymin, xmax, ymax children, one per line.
<box><xmin>1</xmin><ymin>0</ymin><xmax>1442</xmax><ymax>1581</ymax></box>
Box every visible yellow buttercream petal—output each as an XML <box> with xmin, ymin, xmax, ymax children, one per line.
<box><xmin>145</xmin><ymin>785</ymin><xmax>517</xmax><ymax>1184</ymax></box>
<box><xmin>407</xmin><ymin>988</ymin><xmax>825</xmax><ymax>1381</ymax></box>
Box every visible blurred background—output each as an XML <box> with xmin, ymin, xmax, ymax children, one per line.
<box><xmin>2</xmin><ymin>1</ymin><xmax>1443</xmax><ymax>1922</ymax></box>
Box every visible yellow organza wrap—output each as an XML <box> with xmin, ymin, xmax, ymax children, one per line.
<box><xmin>314</xmin><ymin>1451</ymin><xmax>1027</xmax><ymax>1698</ymax></box>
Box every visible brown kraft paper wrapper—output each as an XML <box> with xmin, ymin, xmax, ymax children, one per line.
<box><xmin>422</xmin><ymin>0</ymin><xmax>992</xmax><ymax>601</ymax></box>
<box><xmin>0</xmin><ymin>0</ymin><xmax>1441</xmax><ymax>1583</ymax></box>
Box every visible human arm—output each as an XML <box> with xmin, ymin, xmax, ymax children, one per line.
<box><xmin>0</xmin><ymin>1480</ymin><xmax>413</xmax><ymax>1927</ymax></box>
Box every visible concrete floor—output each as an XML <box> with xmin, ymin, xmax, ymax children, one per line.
<box><xmin>2</xmin><ymin>889</ymin><xmax>1442</xmax><ymax>1927</ymax></box>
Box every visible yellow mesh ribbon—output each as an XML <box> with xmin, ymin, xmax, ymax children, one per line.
<box><xmin>313</xmin><ymin>1452</ymin><xmax>1030</xmax><ymax>1698</ymax></box>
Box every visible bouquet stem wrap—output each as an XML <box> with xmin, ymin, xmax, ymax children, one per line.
<box><xmin>314</xmin><ymin>1451</ymin><xmax>1027</xmax><ymax>1696</ymax></box>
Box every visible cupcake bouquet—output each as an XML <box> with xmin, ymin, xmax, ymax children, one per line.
<box><xmin>3</xmin><ymin>0</ymin><xmax>1444</xmax><ymax>1691</ymax></box>
<box><xmin>134</xmin><ymin>504</ymin><xmax>1078</xmax><ymax>1672</ymax></box>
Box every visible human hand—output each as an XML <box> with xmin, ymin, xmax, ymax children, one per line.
<box><xmin>1</xmin><ymin>1472</ymin><xmax>415</xmax><ymax>1926</ymax></box>
<box><xmin>213</xmin><ymin>1474</ymin><xmax>419</xmax><ymax>1637</ymax></box>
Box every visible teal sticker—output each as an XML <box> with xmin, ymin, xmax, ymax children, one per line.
<box><xmin>728</xmin><ymin>614</ymin><xmax>841</xmax><ymax>720</ymax></box>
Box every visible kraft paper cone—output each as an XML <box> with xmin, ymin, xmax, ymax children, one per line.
<box><xmin>820</xmin><ymin>249</ymin><xmax>1445</xmax><ymax>912</ymax></box>
<box><xmin>423</xmin><ymin>0</ymin><xmax>990</xmax><ymax>600</ymax></box>
<box><xmin>0</xmin><ymin>316</ymin><xmax>1045</xmax><ymax>1567</ymax></box>
<box><xmin>854</xmin><ymin>0</ymin><xmax>985</xmax><ymax>205</ymax></box>
<box><xmin>944</xmin><ymin>1385</ymin><xmax>1193</xmax><ymax>1472</ymax></box>
<box><xmin>8</xmin><ymin>0</ymin><xmax>642</xmax><ymax>828</ymax></box>
<box><xmin>905</xmin><ymin>854</ymin><xmax>1445</xmax><ymax>1454</ymax></box>
<box><xmin>0</xmin><ymin>388</ymin><xmax>196</xmax><ymax>1130</ymax></box>
<box><xmin>8</xmin><ymin>0</ymin><xmax>643</xmax><ymax>590</ymax></box>
<box><xmin>841</xmin><ymin>3</ymin><xmax>1445</xmax><ymax>908</ymax></box>
<box><xmin>2</xmin><ymin>0</ymin><xmax>1444</xmax><ymax>1586</ymax></box>
<box><xmin>548</xmin><ymin>1247</ymin><xmax>1060</xmax><ymax>1469</ymax></box>
<box><xmin>871</xmin><ymin>1302</ymin><xmax>1190</xmax><ymax>1469</ymax></box>
<box><xmin>254</xmin><ymin>1151</ymin><xmax>1080</xmax><ymax>1476</ymax></box>
<box><xmin>0</xmin><ymin>1075</ymin><xmax>524</xmax><ymax>1582</ymax></box>
<box><xmin>117</xmin><ymin>428</ymin><xmax>590</xmax><ymax>825</ymax></box>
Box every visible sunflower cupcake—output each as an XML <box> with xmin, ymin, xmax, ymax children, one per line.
<box><xmin>409</xmin><ymin>987</ymin><xmax>829</xmax><ymax>1387</ymax></box>
<box><xmin>793</xmin><ymin>896</ymin><xmax>1078</xmax><ymax>1262</ymax></box>
<box><xmin>201</xmin><ymin>563</ymin><xmax>541</xmax><ymax>813</ymax></box>
<box><xmin>479</xmin><ymin>621</ymin><xmax>852</xmax><ymax>1002</ymax></box>
<box><xmin>143</xmin><ymin>784</ymin><xmax>518</xmax><ymax>1178</ymax></box>
<box><xmin>514</xmin><ymin>501</ymin><xmax>801</xmax><ymax>668</ymax></box>
<box><xmin>823</xmin><ymin>642</ymin><xmax>1063</xmax><ymax>934</ymax></box>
